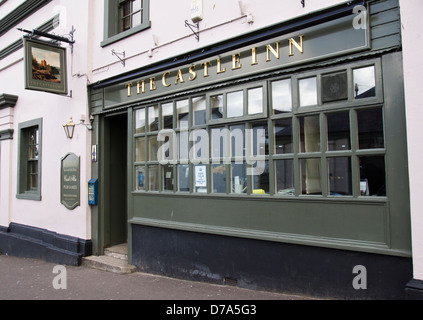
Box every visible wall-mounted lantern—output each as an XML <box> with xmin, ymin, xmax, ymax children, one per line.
<box><xmin>63</xmin><ymin>117</ymin><xmax>75</xmax><ymax>139</ymax></box>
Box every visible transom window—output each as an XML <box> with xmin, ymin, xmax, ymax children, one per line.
<box><xmin>133</xmin><ymin>60</ymin><xmax>385</xmax><ymax>198</ymax></box>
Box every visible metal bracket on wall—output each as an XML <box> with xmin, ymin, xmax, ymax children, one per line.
<box><xmin>111</xmin><ymin>49</ymin><xmax>126</xmax><ymax>67</ymax></box>
<box><xmin>185</xmin><ymin>20</ymin><xmax>199</xmax><ymax>42</ymax></box>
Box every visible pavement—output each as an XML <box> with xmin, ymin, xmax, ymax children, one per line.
<box><xmin>0</xmin><ymin>254</ymin><xmax>315</xmax><ymax>301</ymax></box>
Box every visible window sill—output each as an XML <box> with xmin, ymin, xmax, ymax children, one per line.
<box><xmin>101</xmin><ymin>22</ymin><xmax>151</xmax><ymax>47</ymax></box>
<box><xmin>16</xmin><ymin>191</ymin><xmax>41</xmax><ymax>201</ymax></box>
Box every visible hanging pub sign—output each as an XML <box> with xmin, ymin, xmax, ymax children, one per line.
<box><xmin>61</xmin><ymin>152</ymin><xmax>80</xmax><ymax>210</ymax></box>
<box><xmin>24</xmin><ymin>38</ymin><xmax>68</xmax><ymax>95</ymax></box>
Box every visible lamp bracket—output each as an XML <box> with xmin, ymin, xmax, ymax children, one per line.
<box><xmin>185</xmin><ymin>20</ymin><xmax>199</xmax><ymax>42</ymax></box>
<box><xmin>112</xmin><ymin>49</ymin><xmax>126</xmax><ymax>67</ymax></box>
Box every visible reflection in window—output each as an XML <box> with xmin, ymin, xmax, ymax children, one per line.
<box><xmin>162</xmin><ymin>164</ymin><xmax>174</xmax><ymax>191</ymax></box>
<box><xmin>212</xmin><ymin>164</ymin><xmax>226</xmax><ymax>193</ymax></box>
<box><xmin>354</xmin><ymin>66</ymin><xmax>375</xmax><ymax>99</ymax></box>
<box><xmin>301</xmin><ymin>158</ymin><xmax>321</xmax><ymax>195</ymax></box>
<box><xmin>135</xmin><ymin>136</ymin><xmax>146</xmax><ymax>162</ymax></box>
<box><xmin>328</xmin><ymin>157</ymin><xmax>352</xmax><ymax>196</ymax></box>
<box><xmin>162</xmin><ymin>103</ymin><xmax>173</xmax><ymax>129</ymax></box>
<box><xmin>327</xmin><ymin>111</ymin><xmax>350</xmax><ymax>151</ymax></box>
<box><xmin>247</xmin><ymin>87</ymin><xmax>263</xmax><ymax>115</ymax></box>
<box><xmin>135</xmin><ymin>108</ymin><xmax>146</xmax><ymax>133</ymax></box>
<box><xmin>148</xmin><ymin>105</ymin><xmax>159</xmax><ymax>131</ymax></box>
<box><xmin>148</xmin><ymin>135</ymin><xmax>158</xmax><ymax>161</ymax></box>
<box><xmin>211</xmin><ymin>127</ymin><xmax>228</xmax><ymax>160</ymax></box>
<box><xmin>300</xmin><ymin>115</ymin><xmax>320</xmax><ymax>153</ymax></box>
<box><xmin>211</xmin><ymin>95</ymin><xmax>223</xmax><ymax>120</ymax></box>
<box><xmin>178</xmin><ymin>164</ymin><xmax>190</xmax><ymax>192</ymax></box>
<box><xmin>149</xmin><ymin>165</ymin><xmax>159</xmax><ymax>191</ymax></box>
<box><xmin>227</xmin><ymin>90</ymin><xmax>243</xmax><ymax>118</ymax></box>
<box><xmin>299</xmin><ymin>77</ymin><xmax>317</xmax><ymax>107</ymax></box>
<box><xmin>272</xmin><ymin>79</ymin><xmax>292</xmax><ymax>113</ymax></box>
<box><xmin>275</xmin><ymin>159</ymin><xmax>294</xmax><ymax>195</ymax></box>
<box><xmin>359</xmin><ymin>156</ymin><xmax>386</xmax><ymax>196</ymax></box>
<box><xmin>274</xmin><ymin>119</ymin><xmax>293</xmax><ymax>154</ymax></box>
<box><xmin>357</xmin><ymin>108</ymin><xmax>384</xmax><ymax>149</ymax></box>
<box><xmin>252</xmin><ymin>160</ymin><xmax>269</xmax><ymax>194</ymax></box>
<box><xmin>231</xmin><ymin>162</ymin><xmax>247</xmax><ymax>194</ymax></box>
<box><xmin>251</xmin><ymin>121</ymin><xmax>268</xmax><ymax>156</ymax></box>
<box><xmin>231</xmin><ymin>124</ymin><xmax>245</xmax><ymax>158</ymax></box>
<box><xmin>193</xmin><ymin>96</ymin><xmax>206</xmax><ymax>126</ymax></box>
<box><xmin>177</xmin><ymin>99</ymin><xmax>189</xmax><ymax>128</ymax></box>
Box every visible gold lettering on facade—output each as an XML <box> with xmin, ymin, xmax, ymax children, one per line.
<box><xmin>217</xmin><ymin>58</ymin><xmax>226</xmax><ymax>74</ymax></box>
<box><xmin>162</xmin><ymin>72</ymin><xmax>171</xmax><ymax>87</ymax></box>
<box><xmin>189</xmin><ymin>65</ymin><xmax>197</xmax><ymax>81</ymax></box>
<box><xmin>266</xmin><ymin>42</ymin><xmax>280</xmax><ymax>61</ymax></box>
<box><xmin>232</xmin><ymin>53</ymin><xmax>242</xmax><ymax>70</ymax></box>
<box><xmin>150</xmin><ymin>77</ymin><xmax>157</xmax><ymax>91</ymax></box>
<box><xmin>126</xmin><ymin>83</ymin><xmax>133</xmax><ymax>97</ymax></box>
<box><xmin>202</xmin><ymin>61</ymin><xmax>212</xmax><ymax>77</ymax></box>
<box><xmin>122</xmin><ymin>35</ymin><xmax>306</xmax><ymax>96</ymax></box>
<box><xmin>289</xmin><ymin>35</ymin><xmax>304</xmax><ymax>56</ymax></box>
<box><xmin>251</xmin><ymin>47</ymin><xmax>258</xmax><ymax>65</ymax></box>
<box><xmin>175</xmin><ymin>69</ymin><xmax>185</xmax><ymax>84</ymax></box>
<box><xmin>137</xmin><ymin>80</ymin><xmax>145</xmax><ymax>94</ymax></box>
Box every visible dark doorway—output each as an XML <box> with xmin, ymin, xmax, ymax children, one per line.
<box><xmin>104</xmin><ymin>112</ymin><xmax>128</xmax><ymax>247</ymax></box>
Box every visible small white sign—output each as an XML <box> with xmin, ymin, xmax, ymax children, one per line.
<box><xmin>195</xmin><ymin>165</ymin><xmax>207</xmax><ymax>187</ymax></box>
<box><xmin>191</xmin><ymin>0</ymin><xmax>203</xmax><ymax>22</ymax></box>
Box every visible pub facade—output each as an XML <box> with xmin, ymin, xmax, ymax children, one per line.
<box><xmin>1</xmin><ymin>0</ymin><xmax>422</xmax><ymax>299</ymax></box>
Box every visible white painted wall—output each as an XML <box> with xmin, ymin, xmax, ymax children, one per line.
<box><xmin>400</xmin><ymin>0</ymin><xmax>423</xmax><ymax>281</ymax></box>
<box><xmin>0</xmin><ymin>0</ymin><xmax>93</xmax><ymax>239</ymax></box>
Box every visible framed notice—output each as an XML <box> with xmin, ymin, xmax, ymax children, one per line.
<box><xmin>24</xmin><ymin>38</ymin><xmax>68</xmax><ymax>95</ymax></box>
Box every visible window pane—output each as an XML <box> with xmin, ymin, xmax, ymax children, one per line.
<box><xmin>135</xmin><ymin>108</ymin><xmax>146</xmax><ymax>133</ymax></box>
<box><xmin>148</xmin><ymin>165</ymin><xmax>159</xmax><ymax>191</ymax></box>
<box><xmin>132</xmin><ymin>11</ymin><xmax>142</xmax><ymax>28</ymax></box>
<box><xmin>231</xmin><ymin>162</ymin><xmax>246</xmax><ymax>194</ymax></box>
<box><xmin>227</xmin><ymin>90</ymin><xmax>243</xmax><ymax>118</ymax></box>
<box><xmin>211</xmin><ymin>95</ymin><xmax>223</xmax><ymax>120</ymax></box>
<box><xmin>321</xmin><ymin>71</ymin><xmax>348</xmax><ymax>103</ymax></box>
<box><xmin>135</xmin><ymin>137</ymin><xmax>146</xmax><ymax>162</ymax></box>
<box><xmin>357</xmin><ymin>108</ymin><xmax>384</xmax><ymax>149</ymax></box>
<box><xmin>251</xmin><ymin>121</ymin><xmax>268</xmax><ymax>156</ymax></box>
<box><xmin>148</xmin><ymin>135</ymin><xmax>158</xmax><ymax>161</ymax></box>
<box><xmin>193</xmin><ymin>96</ymin><xmax>206</xmax><ymax>126</ymax></box>
<box><xmin>327</xmin><ymin>112</ymin><xmax>350</xmax><ymax>151</ymax></box>
<box><xmin>230</xmin><ymin>124</ymin><xmax>245</xmax><ymax>158</ymax></box>
<box><xmin>28</xmin><ymin>161</ymin><xmax>38</xmax><ymax>190</ymax></box>
<box><xmin>178</xmin><ymin>131</ymin><xmax>189</xmax><ymax>163</ymax></box>
<box><xmin>135</xmin><ymin>166</ymin><xmax>145</xmax><ymax>190</ymax></box>
<box><xmin>274</xmin><ymin>119</ymin><xmax>293</xmax><ymax>154</ymax></box>
<box><xmin>359</xmin><ymin>156</ymin><xmax>386</xmax><ymax>196</ymax></box>
<box><xmin>272</xmin><ymin>79</ymin><xmax>292</xmax><ymax>113</ymax></box>
<box><xmin>194</xmin><ymin>165</ymin><xmax>207</xmax><ymax>193</ymax></box>
<box><xmin>301</xmin><ymin>158</ymin><xmax>321</xmax><ymax>195</ymax></box>
<box><xmin>252</xmin><ymin>160</ymin><xmax>269</xmax><ymax>194</ymax></box>
<box><xmin>162</xmin><ymin>164</ymin><xmax>174</xmax><ymax>191</ymax></box>
<box><xmin>212</xmin><ymin>164</ymin><xmax>226</xmax><ymax>193</ymax></box>
<box><xmin>178</xmin><ymin>164</ymin><xmax>190</xmax><ymax>192</ymax></box>
<box><xmin>177</xmin><ymin>99</ymin><xmax>189</xmax><ymax>128</ymax></box>
<box><xmin>354</xmin><ymin>66</ymin><xmax>375</xmax><ymax>99</ymax></box>
<box><xmin>247</xmin><ymin>87</ymin><xmax>263</xmax><ymax>114</ymax></box>
<box><xmin>162</xmin><ymin>103</ymin><xmax>173</xmax><ymax>129</ymax></box>
<box><xmin>148</xmin><ymin>105</ymin><xmax>159</xmax><ymax>131</ymax></box>
<box><xmin>300</xmin><ymin>115</ymin><xmax>320</xmax><ymax>153</ymax></box>
<box><xmin>211</xmin><ymin>127</ymin><xmax>228</xmax><ymax>160</ymax></box>
<box><xmin>275</xmin><ymin>159</ymin><xmax>294</xmax><ymax>195</ymax></box>
<box><xmin>299</xmin><ymin>77</ymin><xmax>317</xmax><ymax>107</ymax></box>
<box><xmin>328</xmin><ymin>157</ymin><xmax>352</xmax><ymax>196</ymax></box>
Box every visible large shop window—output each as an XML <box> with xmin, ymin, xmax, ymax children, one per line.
<box><xmin>133</xmin><ymin>60</ymin><xmax>385</xmax><ymax>199</ymax></box>
<box><xmin>17</xmin><ymin>118</ymin><xmax>42</xmax><ymax>201</ymax></box>
<box><xmin>102</xmin><ymin>0</ymin><xmax>150</xmax><ymax>46</ymax></box>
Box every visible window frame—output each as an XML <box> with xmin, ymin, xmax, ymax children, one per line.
<box><xmin>131</xmin><ymin>59</ymin><xmax>385</xmax><ymax>200</ymax></box>
<box><xmin>16</xmin><ymin>118</ymin><xmax>42</xmax><ymax>201</ymax></box>
<box><xmin>102</xmin><ymin>0</ymin><xmax>151</xmax><ymax>47</ymax></box>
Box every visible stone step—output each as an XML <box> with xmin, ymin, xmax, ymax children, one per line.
<box><xmin>82</xmin><ymin>243</ymin><xmax>136</xmax><ymax>274</ymax></box>
<box><xmin>82</xmin><ymin>255</ymin><xmax>137</xmax><ymax>274</ymax></box>
<box><xmin>104</xmin><ymin>243</ymin><xmax>129</xmax><ymax>261</ymax></box>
